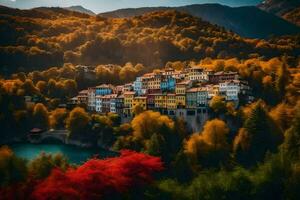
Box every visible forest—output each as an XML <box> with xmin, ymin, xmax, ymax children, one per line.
<box><xmin>0</xmin><ymin>4</ymin><xmax>300</xmax><ymax>200</ymax></box>
<box><xmin>0</xmin><ymin>6</ymin><xmax>299</xmax><ymax>75</ymax></box>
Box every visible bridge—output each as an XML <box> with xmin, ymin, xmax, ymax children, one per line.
<box><xmin>28</xmin><ymin>129</ymin><xmax>69</xmax><ymax>143</ymax></box>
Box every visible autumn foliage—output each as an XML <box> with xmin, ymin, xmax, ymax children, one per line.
<box><xmin>30</xmin><ymin>150</ymin><xmax>163</xmax><ymax>200</ymax></box>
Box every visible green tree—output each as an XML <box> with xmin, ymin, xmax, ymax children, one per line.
<box><xmin>234</xmin><ymin>101</ymin><xmax>283</xmax><ymax>166</ymax></box>
<box><xmin>147</xmin><ymin>133</ymin><xmax>166</xmax><ymax>157</ymax></box>
<box><xmin>0</xmin><ymin>146</ymin><xmax>27</xmax><ymax>186</ymax></box>
<box><xmin>28</xmin><ymin>152</ymin><xmax>69</xmax><ymax>179</ymax></box>
<box><xmin>281</xmin><ymin>102</ymin><xmax>300</xmax><ymax>160</ymax></box>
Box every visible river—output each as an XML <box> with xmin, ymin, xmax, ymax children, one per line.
<box><xmin>10</xmin><ymin>143</ymin><xmax>116</xmax><ymax>164</ymax></box>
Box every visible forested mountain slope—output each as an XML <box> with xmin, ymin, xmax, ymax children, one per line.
<box><xmin>0</xmin><ymin>5</ymin><xmax>299</xmax><ymax>75</ymax></box>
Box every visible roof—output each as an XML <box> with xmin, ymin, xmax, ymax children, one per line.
<box><xmin>123</xmin><ymin>91</ymin><xmax>135</xmax><ymax>95</ymax></box>
<box><xmin>102</xmin><ymin>94</ymin><xmax>118</xmax><ymax>99</ymax></box>
<box><xmin>79</xmin><ymin>90</ymin><xmax>88</xmax><ymax>94</ymax></box>
<box><xmin>187</xmin><ymin>87</ymin><xmax>207</xmax><ymax>93</ymax></box>
<box><xmin>134</xmin><ymin>96</ymin><xmax>147</xmax><ymax>99</ymax></box>
<box><xmin>30</xmin><ymin>128</ymin><xmax>44</xmax><ymax>134</ymax></box>
<box><xmin>177</xmin><ymin>80</ymin><xmax>191</xmax><ymax>85</ymax></box>
<box><xmin>142</xmin><ymin>73</ymin><xmax>155</xmax><ymax>77</ymax></box>
<box><xmin>96</xmin><ymin>84</ymin><xmax>113</xmax><ymax>89</ymax></box>
<box><xmin>190</xmin><ymin>66</ymin><xmax>203</xmax><ymax>70</ymax></box>
<box><xmin>214</xmin><ymin>71</ymin><xmax>238</xmax><ymax>76</ymax></box>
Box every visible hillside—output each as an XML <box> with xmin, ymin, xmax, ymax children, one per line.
<box><xmin>99</xmin><ymin>3</ymin><xmax>300</xmax><ymax>38</ymax></box>
<box><xmin>258</xmin><ymin>0</ymin><xmax>300</xmax><ymax>15</ymax></box>
<box><xmin>0</xmin><ymin>5</ymin><xmax>299</xmax><ymax>75</ymax></box>
<box><xmin>64</xmin><ymin>5</ymin><xmax>96</xmax><ymax>16</ymax></box>
<box><xmin>258</xmin><ymin>0</ymin><xmax>300</xmax><ymax>26</ymax></box>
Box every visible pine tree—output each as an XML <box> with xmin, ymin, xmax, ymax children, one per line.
<box><xmin>275</xmin><ymin>56</ymin><xmax>290</xmax><ymax>100</ymax></box>
<box><xmin>282</xmin><ymin>104</ymin><xmax>300</xmax><ymax>160</ymax></box>
<box><xmin>234</xmin><ymin>101</ymin><xmax>283</xmax><ymax>166</ymax></box>
<box><xmin>147</xmin><ymin>133</ymin><xmax>166</xmax><ymax>158</ymax></box>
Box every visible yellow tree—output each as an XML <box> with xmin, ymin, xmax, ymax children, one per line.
<box><xmin>66</xmin><ymin>107</ymin><xmax>90</xmax><ymax>138</ymax></box>
<box><xmin>131</xmin><ymin>110</ymin><xmax>174</xmax><ymax>140</ymax></box>
<box><xmin>33</xmin><ymin>103</ymin><xmax>49</xmax><ymax>129</ymax></box>
<box><xmin>50</xmin><ymin>108</ymin><xmax>68</xmax><ymax>129</ymax></box>
<box><xmin>185</xmin><ymin>119</ymin><xmax>229</xmax><ymax>168</ymax></box>
<box><xmin>209</xmin><ymin>96</ymin><xmax>226</xmax><ymax>114</ymax></box>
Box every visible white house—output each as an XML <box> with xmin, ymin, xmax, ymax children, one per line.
<box><xmin>219</xmin><ymin>80</ymin><xmax>241</xmax><ymax>101</ymax></box>
<box><xmin>95</xmin><ymin>95</ymin><xmax>103</xmax><ymax>113</ymax></box>
<box><xmin>187</xmin><ymin>67</ymin><xmax>211</xmax><ymax>82</ymax></box>
<box><xmin>87</xmin><ymin>87</ymin><xmax>96</xmax><ymax>111</ymax></box>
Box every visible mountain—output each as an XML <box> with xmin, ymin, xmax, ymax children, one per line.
<box><xmin>64</xmin><ymin>5</ymin><xmax>96</xmax><ymax>16</ymax></box>
<box><xmin>0</xmin><ymin>5</ymin><xmax>299</xmax><ymax>75</ymax></box>
<box><xmin>258</xmin><ymin>0</ymin><xmax>300</xmax><ymax>15</ymax></box>
<box><xmin>258</xmin><ymin>0</ymin><xmax>300</xmax><ymax>26</ymax></box>
<box><xmin>282</xmin><ymin>7</ymin><xmax>300</xmax><ymax>26</ymax></box>
<box><xmin>99</xmin><ymin>3</ymin><xmax>300</xmax><ymax>38</ymax></box>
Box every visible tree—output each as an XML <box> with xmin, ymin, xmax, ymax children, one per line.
<box><xmin>281</xmin><ymin>102</ymin><xmax>300</xmax><ymax>160</ymax></box>
<box><xmin>22</xmin><ymin>79</ymin><xmax>39</xmax><ymax>96</ymax></box>
<box><xmin>131</xmin><ymin>111</ymin><xmax>174</xmax><ymax>140</ymax></box>
<box><xmin>28</xmin><ymin>153</ymin><xmax>69</xmax><ymax>180</ymax></box>
<box><xmin>233</xmin><ymin>101</ymin><xmax>283</xmax><ymax>166</ymax></box>
<box><xmin>269</xmin><ymin>103</ymin><xmax>292</xmax><ymax>132</ymax></box>
<box><xmin>209</xmin><ymin>95</ymin><xmax>226</xmax><ymax>114</ymax></box>
<box><xmin>47</xmin><ymin>79</ymin><xmax>57</xmax><ymax>98</ymax></box>
<box><xmin>185</xmin><ymin>119</ymin><xmax>230</xmax><ymax>168</ymax></box>
<box><xmin>36</xmin><ymin>81</ymin><xmax>47</xmax><ymax>96</ymax></box>
<box><xmin>63</xmin><ymin>79</ymin><xmax>77</xmax><ymax>98</ymax></box>
<box><xmin>31</xmin><ymin>151</ymin><xmax>163</xmax><ymax>200</ymax></box>
<box><xmin>275</xmin><ymin>57</ymin><xmax>290</xmax><ymax>100</ymax></box>
<box><xmin>147</xmin><ymin>133</ymin><xmax>166</xmax><ymax>157</ymax></box>
<box><xmin>0</xmin><ymin>146</ymin><xmax>27</xmax><ymax>186</ymax></box>
<box><xmin>170</xmin><ymin>150</ymin><xmax>194</xmax><ymax>182</ymax></box>
<box><xmin>66</xmin><ymin>107</ymin><xmax>91</xmax><ymax>138</ymax></box>
<box><xmin>49</xmin><ymin>108</ymin><xmax>68</xmax><ymax>129</ymax></box>
<box><xmin>32</xmin><ymin>103</ymin><xmax>49</xmax><ymax>129</ymax></box>
<box><xmin>262</xmin><ymin>75</ymin><xmax>278</xmax><ymax>105</ymax></box>
<box><xmin>132</xmin><ymin>103</ymin><xmax>145</xmax><ymax>115</ymax></box>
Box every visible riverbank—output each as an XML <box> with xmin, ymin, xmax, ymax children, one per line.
<box><xmin>9</xmin><ymin>143</ymin><xmax>118</xmax><ymax>164</ymax></box>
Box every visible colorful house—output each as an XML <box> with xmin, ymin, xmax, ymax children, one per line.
<box><xmin>87</xmin><ymin>87</ymin><xmax>96</xmax><ymax>111</ymax></box>
<box><xmin>161</xmin><ymin>76</ymin><xmax>176</xmax><ymax>92</ymax></box>
<box><xmin>132</xmin><ymin>96</ymin><xmax>147</xmax><ymax>113</ymax></box>
<box><xmin>167</xmin><ymin>94</ymin><xmax>176</xmax><ymax>110</ymax></box>
<box><xmin>123</xmin><ymin>91</ymin><xmax>135</xmax><ymax>116</ymax></box>
<box><xmin>95</xmin><ymin>84</ymin><xmax>113</xmax><ymax>96</ymax></box>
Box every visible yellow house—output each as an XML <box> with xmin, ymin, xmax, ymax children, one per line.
<box><xmin>154</xmin><ymin>94</ymin><xmax>167</xmax><ymax>109</ymax></box>
<box><xmin>176</xmin><ymin>80</ymin><xmax>192</xmax><ymax>95</ymax></box>
<box><xmin>123</xmin><ymin>91</ymin><xmax>135</xmax><ymax>115</ymax></box>
<box><xmin>132</xmin><ymin>96</ymin><xmax>147</xmax><ymax>113</ymax></box>
<box><xmin>167</xmin><ymin>94</ymin><xmax>176</xmax><ymax>110</ymax></box>
<box><xmin>148</xmin><ymin>73</ymin><xmax>162</xmax><ymax>90</ymax></box>
<box><xmin>176</xmin><ymin>95</ymin><xmax>186</xmax><ymax>108</ymax></box>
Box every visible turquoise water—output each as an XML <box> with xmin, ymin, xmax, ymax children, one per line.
<box><xmin>10</xmin><ymin>143</ymin><xmax>115</xmax><ymax>164</ymax></box>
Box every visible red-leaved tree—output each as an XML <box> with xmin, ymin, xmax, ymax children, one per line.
<box><xmin>31</xmin><ymin>150</ymin><xmax>163</xmax><ymax>200</ymax></box>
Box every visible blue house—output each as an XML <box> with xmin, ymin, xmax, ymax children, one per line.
<box><xmin>95</xmin><ymin>84</ymin><xmax>113</xmax><ymax>96</ymax></box>
<box><xmin>161</xmin><ymin>76</ymin><xmax>176</xmax><ymax>92</ymax></box>
<box><xmin>133</xmin><ymin>77</ymin><xmax>143</xmax><ymax>95</ymax></box>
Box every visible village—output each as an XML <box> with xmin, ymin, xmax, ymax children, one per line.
<box><xmin>70</xmin><ymin>66</ymin><xmax>254</xmax><ymax>127</ymax></box>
